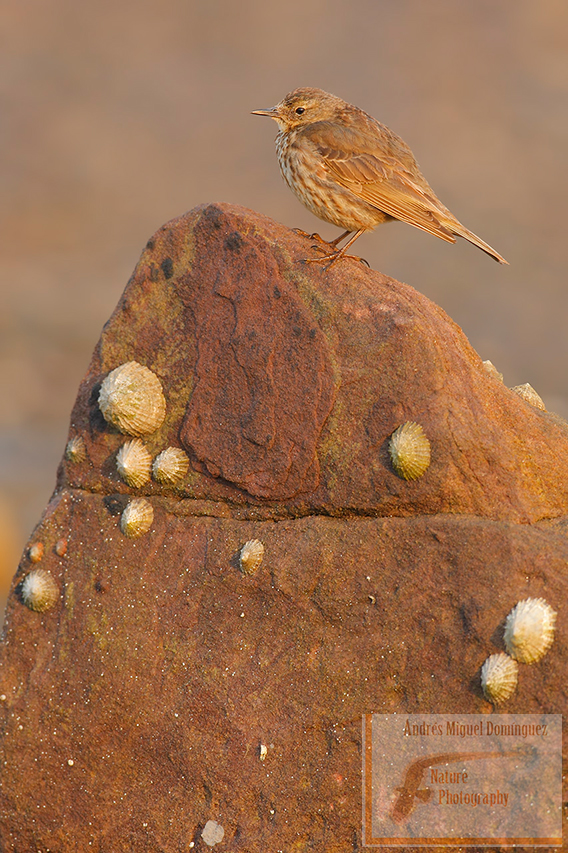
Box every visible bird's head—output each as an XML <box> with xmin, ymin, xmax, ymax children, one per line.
<box><xmin>252</xmin><ymin>87</ymin><xmax>342</xmax><ymax>131</ymax></box>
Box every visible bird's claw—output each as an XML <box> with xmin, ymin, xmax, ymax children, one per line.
<box><xmin>293</xmin><ymin>228</ymin><xmax>330</xmax><ymax>244</ymax></box>
<box><xmin>304</xmin><ymin>251</ymin><xmax>370</xmax><ymax>269</ymax></box>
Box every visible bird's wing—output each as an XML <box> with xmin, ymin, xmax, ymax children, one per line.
<box><xmin>307</xmin><ymin>123</ymin><xmax>458</xmax><ymax>243</ymax></box>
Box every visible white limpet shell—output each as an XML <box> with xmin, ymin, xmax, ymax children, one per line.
<box><xmin>152</xmin><ymin>447</ymin><xmax>189</xmax><ymax>485</ymax></box>
<box><xmin>98</xmin><ymin>361</ymin><xmax>166</xmax><ymax>436</ymax></box>
<box><xmin>116</xmin><ymin>439</ymin><xmax>152</xmax><ymax>487</ymax></box>
<box><xmin>65</xmin><ymin>435</ymin><xmax>87</xmax><ymax>463</ymax></box>
<box><xmin>389</xmin><ymin>422</ymin><xmax>431</xmax><ymax>481</ymax></box>
<box><xmin>21</xmin><ymin>569</ymin><xmax>59</xmax><ymax>612</ymax></box>
<box><xmin>201</xmin><ymin>821</ymin><xmax>225</xmax><ymax>847</ymax></box>
<box><xmin>259</xmin><ymin>743</ymin><xmax>268</xmax><ymax>761</ymax></box>
<box><xmin>239</xmin><ymin>539</ymin><xmax>265</xmax><ymax>575</ymax></box>
<box><xmin>482</xmin><ymin>360</ymin><xmax>504</xmax><ymax>382</ymax></box>
<box><xmin>480</xmin><ymin>653</ymin><xmax>518</xmax><ymax>704</ymax></box>
<box><xmin>511</xmin><ymin>383</ymin><xmax>546</xmax><ymax>411</ymax></box>
<box><xmin>504</xmin><ymin>597</ymin><xmax>557</xmax><ymax>664</ymax></box>
<box><xmin>120</xmin><ymin>498</ymin><xmax>154</xmax><ymax>538</ymax></box>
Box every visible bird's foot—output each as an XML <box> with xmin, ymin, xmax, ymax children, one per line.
<box><xmin>292</xmin><ymin>228</ymin><xmax>329</xmax><ymax>244</ymax></box>
<box><xmin>304</xmin><ymin>248</ymin><xmax>370</xmax><ymax>269</ymax></box>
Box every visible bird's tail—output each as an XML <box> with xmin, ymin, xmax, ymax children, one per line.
<box><xmin>453</xmin><ymin>224</ymin><xmax>509</xmax><ymax>265</ymax></box>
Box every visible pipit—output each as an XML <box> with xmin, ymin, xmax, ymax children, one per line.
<box><xmin>252</xmin><ymin>87</ymin><xmax>508</xmax><ymax>266</ymax></box>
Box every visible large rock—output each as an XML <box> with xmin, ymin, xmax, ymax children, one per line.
<box><xmin>0</xmin><ymin>203</ymin><xmax>566</xmax><ymax>852</ymax></box>
<box><xmin>60</xmin><ymin>204</ymin><xmax>568</xmax><ymax>521</ymax></box>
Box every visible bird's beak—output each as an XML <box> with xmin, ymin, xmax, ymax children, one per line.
<box><xmin>251</xmin><ymin>107</ymin><xmax>279</xmax><ymax>119</ymax></box>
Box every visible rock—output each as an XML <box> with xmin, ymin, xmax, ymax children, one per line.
<box><xmin>0</xmin><ymin>203</ymin><xmax>566</xmax><ymax>852</ymax></box>
<box><xmin>56</xmin><ymin>203</ymin><xmax>568</xmax><ymax>522</ymax></box>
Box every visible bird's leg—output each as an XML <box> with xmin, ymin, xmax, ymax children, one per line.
<box><xmin>304</xmin><ymin>229</ymin><xmax>369</xmax><ymax>268</ymax></box>
<box><xmin>294</xmin><ymin>228</ymin><xmax>354</xmax><ymax>249</ymax></box>
<box><xmin>308</xmin><ymin>229</ymin><xmax>353</xmax><ymax>251</ymax></box>
<box><xmin>328</xmin><ymin>229</ymin><xmax>353</xmax><ymax>248</ymax></box>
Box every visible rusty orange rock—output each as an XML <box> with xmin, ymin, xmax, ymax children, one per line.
<box><xmin>0</xmin><ymin>204</ymin><xmax>566</xmax><ymax>852</ymax></box>
<box><xmin>54</xmin><ymin>202</ymin><xmax>568</xmax><ymax>521</ymax></box>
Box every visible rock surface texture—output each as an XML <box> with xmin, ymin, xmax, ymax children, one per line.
<box><xmin>0</xmin><ymin>203</ymin><xmax>566</xmax><ymax>852</ymax></box>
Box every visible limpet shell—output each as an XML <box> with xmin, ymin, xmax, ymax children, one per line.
<box><xmin>65</xmin><ymin>435</ymin><xmax>86</xmax><ymax>463</ymax></box>
<box><xmin>504</xmin><ymin>597</ymin><xmax>557</xmax><ymax>663</ymax></box>
<box><xmin>239</xmin><ymin>539</ymin><xmax>265</xmax><ymax>575</ymax></box>
<box><xmin>511</xmin><ymin>383</ymin><xmax>546</xmax><ymax>411</ymax></box>
<box><xmin>389</xmin><ymin>422</ymin><xmax>431</xmax><ymax>481</ymax></box>
<box><xmin>55</xmin><ymin>538</ymin><xmax>68</xmax><ymax>557</ymax></box>
<box><xmin>28</xmin><ymin>542</ymin><xmax>44</xmax><ymax>563</ymax></box>
<box><xmin>21</xmin><ymin>569</ymin><xmax>59</xmax><ymax>612</ymax></box>
<box><xmin>201</xmin><ymin>821</ymin><xmax>225</xmax><ymax>847</ymax></box>
<box><xmin>480</xmin><ymin>653</ymin><xmax>518</xmax><ymax>704</ymax></box>
<box><xmin>482</xmin><ymin>360</ymin><xmax>504</xmax><ymax>382</ymax></box>
<box><xmin>120</xmin><ymin>498</ymin><xmax>154</xmax><ymax>538</ymax></box>
<box><xmin>116</xmin><ymin>439</ymin><xmax>152</xmax><ymax>487</ymax></box>
<box><xmin>98</xmin><ymin>361</ymin><xmax>166</xmax><ymax>436</ymax></box>
<box><xmin>152</xmin><ymin>447</ymin><xmax>189</xmax><ymax>485</ymax></box>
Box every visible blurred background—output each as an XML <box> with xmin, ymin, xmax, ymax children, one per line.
<box><xmin>1</xmin><ymin>0</ymin><xmax>568</xmax><ymax>604</ymax></box>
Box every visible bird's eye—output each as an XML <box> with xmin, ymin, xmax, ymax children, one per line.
<box><xmin>295</xmin><ymin>107</ymin><xmax>305</xmax><ymax>115</ymax></box>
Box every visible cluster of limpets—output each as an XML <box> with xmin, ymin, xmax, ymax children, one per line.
<box><xmin>97</xmin><ymin>362</ymin><xmax>188</xmax><ymax>483</ymax></box>
<box><xmin>96</xmin><ymin>361</ymin><xmax>193</xmax><ymax>537</ymax></box>
<box><xmin>114</xmin><ymin>439</ymin><xmax>189</xmax><ymax>490</ymax></box>
<box><xmin>19</xmin><ymin>538</ymin><xmax>68</xmax><ymax>613</ymax></box>
<box><xmin>98</xmin><ymin>362</ymin><xmax>193</xmax><ymax>537</ymax></box>
<box><xmin>480</xmin><ymin>598</ymin><xmax>557</xmax><ymax>704</ymax></box>
<box><xmin>66</xmin><ymin>360</ymin><xmax>194</xmax><ymax>538</ymax></box>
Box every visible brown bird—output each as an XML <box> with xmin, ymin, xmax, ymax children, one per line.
<box><xmin>252</xmin><ymin>87</ymin><xmax>508</xmax><ymax>266</ymax></box>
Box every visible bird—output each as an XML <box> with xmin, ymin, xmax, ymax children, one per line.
<box><xmin>252</xmin><ymin>87</ymin><xmax>508</xmax><ymax>266</ymax></box>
